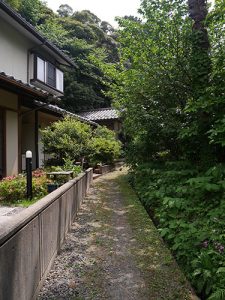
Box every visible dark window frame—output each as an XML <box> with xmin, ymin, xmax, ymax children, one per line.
<box><xmin>33</xmin><ymin>54</ymin><xmax>63</xmax><ymax>93</ymax></box>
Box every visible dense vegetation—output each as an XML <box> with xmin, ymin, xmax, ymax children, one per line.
<box><xmin>6</xmin><ymin>0</ymin><xmax>119</xmax><ymax>112</ymax></box>
<box><xmin>98</xmin><ymin>0</ymin><xmax>225</xmax><ymax>299</ymax></box>
<box><xmin>41</xmin><ymin>117</ymin><xmax>121</xmax><ymax>167</ymax></box>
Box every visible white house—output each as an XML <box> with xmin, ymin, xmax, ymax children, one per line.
<box><xmin>0</xmin><ymin>1</ymin><xmax>95</xmax><ymax>177</ymax></box>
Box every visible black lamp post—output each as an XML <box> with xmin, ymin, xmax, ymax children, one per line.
<box><xmin>26</xmin><ymin>150</ymin><xmax>32</xmax><ymax>199</ymax></box>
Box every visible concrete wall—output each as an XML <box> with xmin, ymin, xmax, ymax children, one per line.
<box><xmin>0</xmin><ymin>168</ymin><xmax>93</xmax><ymax>300</ymax></box>
<box><xmin>95</xmin><ymin>164</ymin><xmax>113</xmax><ymax>175</ymax></box>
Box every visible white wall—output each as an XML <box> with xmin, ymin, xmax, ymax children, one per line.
<box><xmin>0</xmin><ymin>18</ymin><xmax>34</xmax><ymax>83</ymax></box>
<box><xmin>6</xmin><ymin>111</ymin><xmax>18</xmax><ymax>176</ymax></box>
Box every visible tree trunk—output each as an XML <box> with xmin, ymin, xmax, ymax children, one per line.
<box><xmin>188</xmin><ymin>1</ymin><xmax>212</xmax><ymax>164</ymax></box>
<box><xmin>188</xmin><ymin>0</ymin><xmax>211</xmax><ymax>97</ymax></box>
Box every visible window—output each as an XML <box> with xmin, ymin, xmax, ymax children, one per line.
<box><xmin>56</xmin><ymin>69</ymin><xmax>64</xmax><ymax>92</ymax></box>
<box><xmin>37</xmin><ymin>57</ymin><xmax>45</xmax><ymax>82</ymax></box>
<box><xmin>47</xmin><ymin>62</ymin><xmax>56</xmax><ymax>88</ymax></box>
<box><xmin>35</xmin><ymin>56</ymin><xmax>64</xmax><ymax>92</ymax></box>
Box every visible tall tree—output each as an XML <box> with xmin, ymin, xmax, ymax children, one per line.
<box><xmin>101</xmin><ymin>0</ymin><xmax>194</xmax><ymax>164</ymax></box>
<box><xmin>57</xmin><ymin>4</ymin><xmax>73</xmax><ymax>17</ymax></box>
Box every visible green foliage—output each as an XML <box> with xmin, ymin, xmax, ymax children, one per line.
<box><xmin>41</xmin><ymin>118</ymin><xmax>121</xmax><ymax>167</ymax></box>
<box><xmin>208</xmin><ymin>289</ymin><xmax>225</xmax><ymax>300</ymax></box>
<box><xmin>46</xmin><ymin>158</ymin><xmax>82</xmax><ymax>185</ymax></box>
<box><xmin>37</xmin><ymin>17</ymin><xmax>70</xmax><ymax>48</ymax></box>
<box><xmin>179</xmin><ymin>0</ymin><xmax>225</xmax><ymax>163</ymax></box>
<box><xmin>5</xmin><ymin>0</ymin><xmax>21</xmax><ymax>10</ymax></box>
<box><xmin>72</xmin><ymin>10</ymin><xmax>101</xmax><ymax>25</ymax></box>
<box><xmin>0</xmin><ymin>170</ymin><xmax>48</xmax><ymax>203</ymax></box>
<box><xmin>87</xmin><ymin>0</ymin><xmax>225</xmax><ymax>298</ymax></box>
<box><xmin>99</xmin><ymin>0</ymin><xmax>224</xmax><ymax>166</ymax></box>
<box><xmin>40</xmin><ymin>116</ymin><xmax>92</xmax><ymax>163</ymax></box>
<box><xmin>89</xmin><ymin>126</ymin><xmax>122</xmax><ymax>166</ymax></box>
<box><xmin>131</xmin><ymin>162</ymin><xmax>225</xmax><ymax>299</ymax></box>
<box><xmin>0</xmin><ymin>175</ymin><xmax>26</xmax><ymax>202</ymax></box>
<box><xmin>62</xmin><ymin>157</ymin><xmax>81</xmax><ymax>174</ymax></box>
<box><xmin>19</xmin><ymin>0</ymin><xmax>48</xmax><ymax>26</ymax></box>
<box><xmin>57</xmin><ymin>4</ymin><xmax>73</xmax><ymax>17</ymax></box>
<box><xmin>58</xmin><ymin>10</ymin><xmax>119</xmax><ymax>112</ymax></box>
<box><xmin>48</xmin><ymin>9</ymin><xmax>119</xmax><ymax>113</ymax></box>
<box><xmin>101</xmin><ymin>0</ymin><xmax>194</xmax><ymax>165</ymax></box>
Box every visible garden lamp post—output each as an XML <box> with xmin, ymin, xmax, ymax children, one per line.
<box><xmin>26</xmin><ymin>150</ymin><xmax>32</xmax><ymax>199</ymax></box>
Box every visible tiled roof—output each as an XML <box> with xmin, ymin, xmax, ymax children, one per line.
<box><xmin>78</xmin><ymin>108</ymin><xmax>119</xmax><ymax>121</ymax></box>
<box><xmin>0</xmin><ymin>72</ymin><xmax>59</xmax><ymax>100</ymax></box>
<box><xmin>34</xmin><ymin>101</ymin><xmax>98</xmax><ymax>127</ymax></box>
<box><xmin>0</xmin><ymin>1</ymin><xmax>75</xmax><ymax>67</ymax></box>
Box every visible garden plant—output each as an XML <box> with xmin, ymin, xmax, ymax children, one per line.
<box><xmin>41</xmin><ymin>117</ymin><xmax>122</xmax><ymax>168</ymax></box>
<box><xmin>0</xmin><ymin>169</ymin><xmax>48</xmax><ymax>206</ymax></box>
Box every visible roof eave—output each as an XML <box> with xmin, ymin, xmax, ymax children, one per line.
<box><xmin>0</xmin><ymin>72</ymin><xmax>60</xmax><ymax>102</ymax></box>
<box><xmin>0</xmin><ymin>1</ymin><xmax>75</xmax><ymax>67</ymax></box>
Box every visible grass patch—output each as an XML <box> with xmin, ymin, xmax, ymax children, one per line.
<box><xmin>115</xmin><ymin>173</ymin><xmax>196</xmax><ymax>300</ymax></box>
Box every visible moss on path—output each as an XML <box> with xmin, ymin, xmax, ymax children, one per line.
<box><xmin>39</xmin><ymin>169</ymin><xmax>198</xmax><ymax>300</ymax></box>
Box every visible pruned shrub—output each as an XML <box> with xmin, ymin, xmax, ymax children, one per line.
<box><xmin>89</xmin><ymin>126</ymin><xmax>121</xmax><ymax>166</ymax></box>
<box><xmin>40</xmin><ymin>116</ymin><xmax>92</xmax><ymax>163</ymax></box>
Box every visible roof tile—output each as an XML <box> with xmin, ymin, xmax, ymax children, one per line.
<box><xmin>78</xmin><ymin>108</ymin><xmax>119</xmax><ymax>121</ymax></box>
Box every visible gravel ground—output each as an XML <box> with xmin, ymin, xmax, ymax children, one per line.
<box><xmin>38</xmin><ymin>169</ymin><xmax>197</xmax><ymax>300</ymax></box>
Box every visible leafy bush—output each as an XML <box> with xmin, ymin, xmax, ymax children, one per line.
<box><xmin>0</xmin><ymin>175</ymin><xmax>26</xmax><ymax>202</ymax></box>
<box><xmin>131</xmin><ymin>162</ymin><xmax>225</xmax><ymax>300</ymax></box>
<box><xmin>62</xmin><ymin>157</ymin><xmax>82</xmax><ymax>175</ymax></box>
<box><xmin>41</xmin><ymin>118</ymin><xmax>122</xmax><ymax>167</ymax></box>
<box><xmin>0</xmin><ymin>169</ymin><xmax>48</xmax><ymax>204</ymax></box>
<box><xmin>41</xmin><ymin>116</ymin><xmax>92</xmax><ymax>163</ymax></box>
<box><xmin>89</xmin><ymin>126</ymin><xmax>122</xmax><ymax>166</ymax></box>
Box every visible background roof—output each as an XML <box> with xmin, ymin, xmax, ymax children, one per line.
<box><xmin>79</xmin><ymin>108</ymin><xmax>119</xmax><ymax>121</ymax></box>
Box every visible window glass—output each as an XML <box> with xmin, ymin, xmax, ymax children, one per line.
<box><xmin>56</xmin><ymin>68</ymin><xmax>64</xmax><ymax>92</ymax></box>
<box><xmin>37</xmin><ymin>57</ymin><xmax>45</xmax><ymax>82</ymax></box>
<box><xmin>47</xmin><ymin>62</ymin><xmax>56</xmax><ymax>88</ymax></box>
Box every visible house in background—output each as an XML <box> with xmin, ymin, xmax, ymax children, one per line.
<box><xmin>79</xmin><ymin>107</ymin><xmax>122</xmax><ymax>133</ymax></box>
<box><xmin>0</xmin><ymin>1</ymin><xmax>94</xmax><ymax>178</ymax></box>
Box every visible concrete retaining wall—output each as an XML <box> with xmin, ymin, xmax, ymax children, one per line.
<box><xmin>94</xmin><ymin>164</ymin><xmax>113</xmax><ymax>175</ymax></box>
<box><xmin>0</xmin><ymin>168</ymin><xmax>93</xmax><ymax>300</ymax></box>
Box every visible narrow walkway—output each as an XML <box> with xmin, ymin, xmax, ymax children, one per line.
<box><xmin>39</xmin><ymin>169</ymin><xmax>197</xmax><ymax>300</ymax></box>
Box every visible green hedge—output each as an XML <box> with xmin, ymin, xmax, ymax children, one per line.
<box><xmin>131</xmin><ymin>162</ymin><xmax>225</xmax><ymax>300</ymax></box>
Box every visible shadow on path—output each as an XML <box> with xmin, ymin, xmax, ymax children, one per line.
<box><xmin>38</xmin><ymin>169</ymin><xmax>197</xmax><ymax>300</ymax></box>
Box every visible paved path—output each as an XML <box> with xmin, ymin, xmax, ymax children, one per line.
<box><xmin>39</xmin><ymin>169</ymin><xmax>197</xmax><ymax>300</ymax></box>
